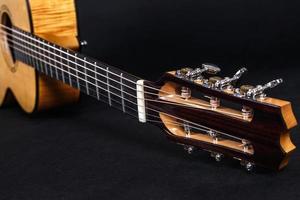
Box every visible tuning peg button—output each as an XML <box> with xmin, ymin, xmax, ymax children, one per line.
<box><xmin>240</xmin><ymin>85</ymin><xmax>254</xmax><ymax>95</ymax></box>
<box><xmin>176</xmin><ymin>67</ymin><xmax>193</xmax><ymax>78</ymax></box>
<box><xmin>208</xmin><ymin>76</ymin><xmax>222</xmax><ymax>85</ymax></box>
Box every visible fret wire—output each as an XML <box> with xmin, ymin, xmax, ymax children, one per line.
<box><xmin>84</xmin><ymin>57</ymin><xmax>89</xmax><ymax>95</ymax></box>
<box><xmin>9</xmin><ymin>45</ymin><xmax>162</xmax><ymax>123</ymax></box>
<box><xmin>8</xmin><ymin>27</ymin><xmax>139</xmax><ymax>90</ymax></box>
<box><xmin>61</xmin><ymin>70</ymin><xmax>139</xmax><ymax>117</ymax></box>
<box><xmin>38</xmin><ymin>38</ymin><xmax>44</xmax><ymax>73</ymax></box>
<box><xmin>120</xmin><ymin>73</ymin><xmax>126</xmax><ymax>113</ymax></box>
<box><xmin>106</xmin><ymin>67</ymin><xmax>112</xmax><ymax>106</ymax></box>
<box><xmin>94</xmin><ymin>62</ymin><xmax>100</xmax><ymax>100</ymax></box>
<box><xmin>52</xmin><ymin>69</ymin><xmax>139</xmax><ymax>117</ymax></box>
<box><xmin>45</xmin><ymin>42</ymin><xmax>51</xmax><ymax>76</ymax></box>
<box><xmin>45</xmin><ymin>43</ymin><xmax>54</xmax><ymax>78</ymax></box>
<box><xmin>3</xmin><ymin>25</ymin><xmax>168</xmax><ymax>103</ymax></box>
<box><xmin>67</xmin><ymin>50</ymin><xmax>72</xmax><ymax>87</ymax></box>
<box><xmin>39</xmin><ymin>39</ymin><xmax>44</xmax><ymax>74</ymax></box>
<box><xmin>34</xmin><ymin>37</ymin><xmax>40</xmax><ymax>72</ymax></box>
<box><xmin>7</xmin><ymin>38</ymin><xmax>141</xmax><ymax>102</ymax></box>
<box><xmin>61</xmin><ymin>47</ymin><xmax>65</xmax><ymax>83</ymax></box>
<box><xmin>7</xmin><ymin>33</ymin><xmax>165</xmax><ymax>106</ymax></box>
<box><xmin>53</xmin><ymin>44</ymin><xmax>58</xmax><ymax>79</ymax></box>
<box><xmin>23</xmin><ymin>33</ymin><xmax>30</xmax><ymax>65</ymax></box>
<box><xmin>75</xmin><ymin>53</ymin><xmax>80</xmax><ymax>89</ymax></box>
<box><xmin>31</xmin><ymin>35</ymin><xmax>36</xmax><ymax>68</ymax></box>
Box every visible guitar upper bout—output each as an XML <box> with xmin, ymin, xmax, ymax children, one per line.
<box><xmin>0</xmin><ymin>0</ymin><xmax>80</xmax><ymax>113</ymax></box>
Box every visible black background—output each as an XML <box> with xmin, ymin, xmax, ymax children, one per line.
<box><xmin>0</xmin><ymin>0</ymin><xmax>299</xmax><ymax>199</ymax></box>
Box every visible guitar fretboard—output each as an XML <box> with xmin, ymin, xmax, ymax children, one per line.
<box><xmin>5</xmin><ymin>26</ymin><xmax>148</xmax><ymax>121</ymax></box>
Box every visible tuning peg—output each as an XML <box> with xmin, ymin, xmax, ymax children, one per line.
<box><xmin>186</xmin><ymin>63</ymin><xmax>221</xmax><ymax>79</ymax></box>
<box><xmin>215</xmin><ymin>68</ymin><xmax>248</xmax><ymax>89</ymax></box>
<box><xmin>240</xmin><ymin>160</ymin><xmax>255</xmax><ymax>172</ymax></box>
<box><xmin>246</xmin><ymin>78</ymin><xmax>283</xmax><ymax>100</ymax></box>
<box><xmin>215</xmin><ymin>67</ymin><xmax>247</xmax><ymax>88</ymax></box>
<box><xmin>210</xmin><ymin>152</ymin><xmax>223</xmax><ymax>162</ymax></box>
<box><xmin>184</xmin><ymin>145</ymin><xmax>195</xmax><ymax>154</ymax></box>
<box><xmin>175</xmin><ymin>67</ymin><xmax>193</xmax><ymax>79</ymax></box>
<box><xmin>239</xmin><ymin>85</ymin><xmax>255</xmax><ymax>95</ymax></box>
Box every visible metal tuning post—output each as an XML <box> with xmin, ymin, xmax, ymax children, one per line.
<box><xmin>246</xmin><ymin>78</ymin><xmax>283</xmax><ymax>100</ymax></box>
<box><xmin>215</xmin><ymin>68</ymin><xmax>248</xmax><ymax>90</ymax></box>
<box><xmin>183</xmin><ymin>122</ymin><xmax>191</xmax><ymax>138</ymax></box>
<box><xmin>207</xmin><ymin>130</ymin><xmax>218</xmax><ymax>144</ymax></box>
<box><xmin>181</xmin><ymin>87</ymin><xmax>191</xmax><ymax>99</ymax></box>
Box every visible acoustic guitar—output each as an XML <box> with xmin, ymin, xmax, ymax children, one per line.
<box><xmin>0</xmin><ymin>0</ymin><xmax>297</xmax><ymax>171</ymax></box>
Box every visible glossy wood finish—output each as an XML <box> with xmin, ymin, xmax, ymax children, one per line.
<box><xmin>0</xmin><ymin>0</ymin><xmax>36</xmax><ymax>112</ymax></box>
<box><xmin>0</xmin><ymin>0</ymin><xmax>80</xmax><ymax>113</ymax></box>
<box><xmin>146</xmin><ymin>72</ymin><xmax>297</xmax><ymax>170</ymax></box>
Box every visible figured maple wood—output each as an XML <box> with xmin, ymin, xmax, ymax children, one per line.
<box><xmin>30</xmin><ymin>0</ymin><xmax>80</xmax><ymax>111</ymax></box>
<box><xmin>0</xmin><ymin>0</ymin><xmax>80</xmax><ymax>113</ymax></box>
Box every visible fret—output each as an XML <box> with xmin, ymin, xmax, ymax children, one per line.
<box><xmin>22</xmin><ymin>33</ymin><xmax>30</xmax><ymax>65</ymax></box>
<box><xmin>94</xmin><ymin>62</ymin><xmax>100</xmax><ymax>100</ymax></box>
<box><xmin>120</xmin><ymin>73</ymin><xmax>126</xmax><ymax>113</ymax></box>
<box><xmin>34</xmin><ymin>39</ymin><xmax>41</xmax><ymax>70</ymax></box>
<box><xmin>47</xmin><ymin>43</ymin><xmax>52</xmax><ymax>77</ymax></box>
<box><xmin>52</xmin><ymin>44</ymin><xmax>58</xmax><ymax>80</ymax></box>
<box><xmin>67</xmin><ymin>50</ymin><xmax>72</xmax><ymax>87</ymax></box>
<box><xmin>12</xmin><ymin>27</ymin><xmax>141</xmax><ymax>120</ymax></box>
<box><xmin>46</xmin><ymin>42</ymin><xmax>53</xmax><ymax>76</ymax></box>
<box><xmin>38</xmin><ymin>38</ymin><xmax>44</xmax><ymax>72</ymax></box>
<box><xmin>75</xmin><ymin>53</ymin><xmax>80</xmax><ymax>89</ymax></box>
<box><xmin>60</xmin><ymin>47</ymin><xmax>65</xmax><ymax>83</ymax></box>
<box><xmin>106</xmin><ymin>67</ymin><xmax>112</xmax><ymax>106</ymax></box>
<box><xmin>30</xmin><ymin>38</ymin><xmax>35</xmax><ymax>68</ymax></box>
<box><xmin>83</xmin><ymin>57</ymin><xmax>89</xmax><ymax>95</ymax></box>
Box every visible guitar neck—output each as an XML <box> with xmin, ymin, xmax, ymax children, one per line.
<box><xmin>8</xmin><ymin>26</ymin><xmax>150</xmax><ymax>122</ymax></box>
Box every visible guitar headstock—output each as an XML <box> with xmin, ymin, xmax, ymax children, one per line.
<box><xmin>145</xmin><ymin>64</ymin><xmax>297</xmax><ymax>171</ymax></box>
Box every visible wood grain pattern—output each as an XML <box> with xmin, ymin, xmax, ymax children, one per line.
<box><xmin>0</xmin><ymin>0</ymin><xmax>37</xmax><ymax>113</ymax></box>
<box><xmin>0</xmin><ymin>0</ymin><xmax>80</xmax><ymax>113</ymax></box>
<box><xmin>29</xmin><ymin>0</ymin><xmax>80</xmax><ymax>111</ymax></box>
<box><xmin>160</xmin><ymin>113</ymin><xmax>254</xmax><ymax>155</ymax></box>
<box><xmin>148</xmin><ymin>73</ymin><xmax>298</xmax><ymax>170</ymax></box>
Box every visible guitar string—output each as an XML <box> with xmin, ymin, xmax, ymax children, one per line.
<box><xmin>0</xmin><ymin>29</ymin><xmax>155</xmax><ymax>95</ymax></box>
<box><xmin>0</xmin><ymin>33</ymin><xmax>243</xmax><ymax>141</ymax></box>
<box><xmin>1</xmin><ymin>35</ymin><xmax>229</xmax><ymax>114</ymax></box>
<box><xmin>0</xmin><ymin>28</ymin><xmax>192</xmax><ymax>107</ymax></box>
<box><xmin>0</xmin><ymin>24</ymin><xmax>184</xmax><ymax>99</ymax></box>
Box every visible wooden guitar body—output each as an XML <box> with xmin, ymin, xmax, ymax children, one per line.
<box><xmin>0</xmin><ymin>0</ymin><xmax>79</xmax><ymax>113</ymax></box>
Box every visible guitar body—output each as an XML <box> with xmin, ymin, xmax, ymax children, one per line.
<box><xmin>0</xmin><ymin>0</ymin><xmax>80</xmax><ymax>113</ymax></box>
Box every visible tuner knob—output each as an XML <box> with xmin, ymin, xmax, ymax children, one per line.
<box><xmin>240</xmin><ymin>160</ymin><xmax>255</xmax><ymax>172</ymax></box>
<box><xmin>208</xmin><ymin>76</ymin><xmax>222</xmax><ymax>85</ymax></box>
<box><xmin>240</xmin><ymin>85</ymin><xmax>254</xmax><ymax>95</ymax></box>
<box><xmin>202</xmin><ymin>63</ymin><xmax>221</xmax><ymax>75</ymax></box>
<box><xmin>176</xmin><ymin>67</ymin><xmax>193</xmax><ymax>78</ymax></box>
<box><xmin>184</xmin><ymin>145</ymin><xmax>195</xmax><ymax>154</ymax></box>
<box><xmin>210</xmin><ymin>152</ymin><xmax>223</xmax><ymax>162</ymax></box>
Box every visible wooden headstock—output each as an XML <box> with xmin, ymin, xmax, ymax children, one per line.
<box><xmin>145</xmin><ymin>64</ymin><xmax>297</xmax><ymax>171</ymax></box>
